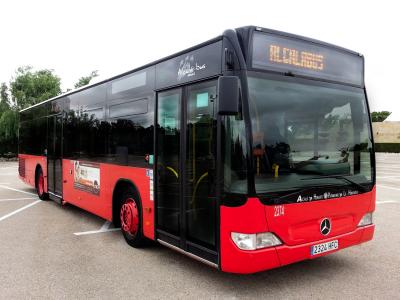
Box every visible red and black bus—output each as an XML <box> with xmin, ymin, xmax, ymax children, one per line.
<box><xmin>18</xmin><ymin>26</ymin><xmax>375</xmax><ymax>274</ymax></box>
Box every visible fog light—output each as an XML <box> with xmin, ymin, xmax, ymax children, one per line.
<box><xmin>231</xmin><ymin>232</ymin><xmax>282</xmax><ymax>250</ymax></box>
<box><xmin>358</xmin><ymin>212</ymin><xmax>373</xmax><ymax>227</ymax></box>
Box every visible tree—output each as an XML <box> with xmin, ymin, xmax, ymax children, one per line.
<box><xmin>0</xmin><ymin>110</ymin><xmax>18</xmax><ymax>154</ymax></box>
<box><xmin>371</xmin><ymin>111</ymin><xmax>391</xmax><ymax>122</ymax></box>
<box><xmin>0</xmin><ymin>82</ymin><xmax>10</xmax><ymax>113</ymax></box>
<box><xmin>74</xmin><ymin>70</ymin><xmax>99</xmax><ymax>89</ymax></box>
<box><xmin>10</xmin><ymin>66</ymin><xmax>61</xmax><ymax>110</ymax></box>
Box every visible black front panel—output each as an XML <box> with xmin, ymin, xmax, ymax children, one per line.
<box><xmin>156</xmin><ymin>41</ymin><xmax>222</xmax><ymax>89</ymax></box>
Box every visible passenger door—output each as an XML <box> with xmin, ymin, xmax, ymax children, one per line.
<box><xmin>156</xmin><ymin>80</ymin><xmax>218</xmax><ymax>264</ymax></box>
<box><xmin>47</xmin><ymin>114</ymin><xmax>63</xmax><ymax>198</ymax></box>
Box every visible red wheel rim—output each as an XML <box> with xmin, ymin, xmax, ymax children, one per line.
<box><xmin>120</xmin><ymin>198</ymin><xmax>139</xmax><ymax>236</ymax></box>
<box><xmin>38</xmin><ymin>173</ymin><xmax>44</xmax><ymax>196</ymax></box>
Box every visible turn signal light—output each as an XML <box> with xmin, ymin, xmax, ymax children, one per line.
<box><xmin>358</xmin><ymin>212</ymin><xmax>373</xmax><ymax>227</ymax></box>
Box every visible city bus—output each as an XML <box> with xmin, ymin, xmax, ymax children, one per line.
<box><xmin>18</xmin><ymin>26</ymin><xmax>375</xmax><ymax>274</ymax></box>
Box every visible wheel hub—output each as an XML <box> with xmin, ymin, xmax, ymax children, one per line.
<box><xmin>120</xmin><ymin>198</ymin><xmax>139</xmax><ymax>236</ymax></box>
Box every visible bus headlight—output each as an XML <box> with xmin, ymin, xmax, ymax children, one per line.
<box><xmin>358</xmin><ymin>212</ymin><xmax>373</xmax><ymax>227</ymax></box>
<box><xmin>231</xmin><ymin>232</ymin><xmax>282</xmax><ymax>250</ymax></box>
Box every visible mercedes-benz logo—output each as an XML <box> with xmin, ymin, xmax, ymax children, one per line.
<box><xmin>320</xmin><ymin>218</ymin><xmax>331</xmax><ymax>235</ymax></box>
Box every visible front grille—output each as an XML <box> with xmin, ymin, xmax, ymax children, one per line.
<box><xmin>18</xmin><ymin>157</ymin><xmax>26</xmax><ymax>177</ymax></box>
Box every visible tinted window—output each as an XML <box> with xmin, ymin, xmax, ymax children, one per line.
<box><xmin>109</xmin><ymin>98</ymin><xmax>148</xmax><ymax>118</ymax></box>
<box><xmin>111</xmin><ymin>72</ymin><xmax>146</xmax><ymax>94</ymax></box>
<box><xmin>19</xmin><ymin>117</ymin><xmax>47</xmax><ymax>156</ymax></box>
<box><xmin>108</xmin><ymin>67</ymin><xmax>155</xmax><ymax>100</ymax></box>
<box><xmin>105</xmin><ymin>67</ymin><xmax>155</xmax><ymax>167</ymax></box>
<box><xmin>63</xmin><ymin>84</ymin><xmax>107</xmax><ymax>160</ymax></box>
<box><xmin>78</xmin><ymin>109</ymin><xmax>108</xmax><ymax>161</ymax></box>
<box><xmin>107</xmin><ymin>97</ymin><xmax>154</xmax><ymax>167</ymax></box>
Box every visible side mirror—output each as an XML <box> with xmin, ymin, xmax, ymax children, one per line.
<box><xmin>218</xmin><ymin>76</ymin><xmax>240</xmax><ymax>115</ymax></box>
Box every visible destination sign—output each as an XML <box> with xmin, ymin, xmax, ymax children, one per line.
<box><xmin>269</xmin><ymin>44</ymin><xmax>324</xmax><ymax>71</ymax></box>
<box><xmin>252</xmin><ymin>32</ymin><xmax>363</xmax><ymax>86</ymax></box>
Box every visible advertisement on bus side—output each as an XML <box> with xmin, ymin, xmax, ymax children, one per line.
<box><xmin>73</xmin><ymin>161</ymin><xmax>100</xmax><ymax>195</ymax></box>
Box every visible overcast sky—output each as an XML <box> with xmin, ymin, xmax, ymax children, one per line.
<box><xmin>1</xmin><ymin>0</ymin><xmax>399</xmax><ymax>119</ymax></box>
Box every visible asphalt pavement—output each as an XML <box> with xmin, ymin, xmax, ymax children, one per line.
<box><xmin>0</xmin><ymin>153</ymin><xmax>399</xmax><ymax>299</ymax></box>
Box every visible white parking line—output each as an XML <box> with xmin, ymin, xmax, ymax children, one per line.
<box><xmin>377</xmin><ymin>175</ymin><xmax>400</xmax><ymax>179</ymax></box>
<box><xmin>377</xmin><ymin>167</ymin><xmax>400</xmax><ymax>171</ymax></box>
<box><xmin>0</xmin><ymin>197</ymin><xmax>37</xmax><ymax>202</ymax></box>
<box><xmin>378</xmin><ymin>184</ymin><xmax>400</xmax><ymax>192</ymax></box>
<box><xmin>0</xmin><ymin>200</ymin><xmax>41</xmax><ymax>222</ymax></box>
<box><xmin>376</xmin><ymin>201</ymin><xmax>399</xmax><ymax>204</ymax></box>
<box><xmin>73</xmin><ymin>221</ymin><xmax>120</xmax><ymax>236</ymax></box>
<box><xmin>0</xmin><ymin>185</ymin><xmax>36</xmax><ymax>196</ymax></box>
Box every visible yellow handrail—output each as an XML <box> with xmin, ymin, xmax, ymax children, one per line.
<box><xmin>166</xmin><ymin>166</ymin><xmax>179</xmax><ymax>179</ymax></box>
<box><xmin>191</xmin><ymin>172</ymin><xmax>209</xmax><ymax>206</ymax></box>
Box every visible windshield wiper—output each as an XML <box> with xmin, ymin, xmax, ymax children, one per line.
<box><xmin>301</xmin><ymin>175</ymin><xmax>368</xmax><ymax>193</ymax></box>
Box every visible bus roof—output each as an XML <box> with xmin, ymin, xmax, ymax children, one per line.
<box><xmin>20</xmin><ymin>26</ymin><xmax>363</xmax><ymax>113</ymax></box>
<box><xmin>20</xmin><ymin>35</ymin><xmax>222</xmax><ymax>113</ymax></box>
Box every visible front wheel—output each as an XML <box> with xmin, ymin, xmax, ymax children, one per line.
<box><xmin>120</xmin><ymin>188</ymin><xmax>146</xmax><ymax>247</ymax></box>
<box><xmin>36</xmin><ymin>169</ymin><xmax>48</xmax><ymax>200</ymax></box>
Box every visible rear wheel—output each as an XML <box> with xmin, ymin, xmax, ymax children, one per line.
<box><xmin>119</xmin><ymin>188</ymin><xmax>146</xmax><ymax>247</ymax></box>
<box><xmin>36</xmin><ymin>168</ymin><xmax>48</xmax><ymax>200</ymax></box>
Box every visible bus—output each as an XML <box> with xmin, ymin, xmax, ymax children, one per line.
<box><xmin>18</xmin><ymin>26</ymin><xmax>375</xmax><ymax>274</ymax></box>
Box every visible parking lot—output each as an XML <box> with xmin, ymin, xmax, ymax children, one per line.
<box><xmin>0</xmin><ymin>153</ymin><xmax>399</xmax><ymax>299</ymax></box>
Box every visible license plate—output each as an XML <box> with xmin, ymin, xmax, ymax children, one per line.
<box><xmin>311</xmin><ymin>240</ymin><xmax>339</xmax><ymax>256</ymax></box>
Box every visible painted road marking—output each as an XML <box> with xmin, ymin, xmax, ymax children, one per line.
<box><xmin>73</xmin><ymin>221</ymin><xmax>120</xmax><ymax>236</ymax></box>
<box><xmin>0</xmin><ymin>197</ymin><xmax>37</xmax><ymax>202</ymax></box>
<box><xmin>0</xmin><ymin>200</ymin><xmax>41</xmax><ymax>222</ymax></box>
<box><xmin>377</xmin><ymin>175</ymin><xmax>400</xmax><ymax>179</ymax></box>
<box><xmin>0</xmin><ymin>185</ymin><xmax>36</xmax><ymax>196</ymax></box>
<box><xmin>378</xmin><ymin>184</ymin><xmax>400</xmax><ymax>192</ymax></box>
<box><xmin>377</xmin><ymin>201</ymin><xmax>399</xmax><ymax>204</ymax></box>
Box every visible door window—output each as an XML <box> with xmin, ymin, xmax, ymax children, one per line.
<box><xmin>156</xmin><ymin>89</ymin><xmax>181</xmax><ymax>235</ymax></box>
<box><xmin>185</xmin><ymin>81</ymin><xmax>217</xmax><ymax>248</ymax></box>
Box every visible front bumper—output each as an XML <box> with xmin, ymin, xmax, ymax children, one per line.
<box><xmin>220</xmin><ymin>225</ymin><xmax>374</xmax><ymax>274</ymax></box>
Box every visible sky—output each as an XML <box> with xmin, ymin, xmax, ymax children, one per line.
<box><xmin>1</xmin><ymin>0</ymin><xmax>399</xmax><ymax>119</ymax></box>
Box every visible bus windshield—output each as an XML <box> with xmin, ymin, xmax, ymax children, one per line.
<box><xmin>248</xmin><ymin>74</ymin><xmax>374</xmax><ymax>197</ymax></box>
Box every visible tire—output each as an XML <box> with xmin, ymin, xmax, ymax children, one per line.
<box><xmin>119</xmin><ymin>187</ymin><xmax>146</xmax><ymax>248</ymax></box>
<box><xmin>36</xmin><ymin>168</ymin><xmax>48</xmax><ymax>200</ymax></box>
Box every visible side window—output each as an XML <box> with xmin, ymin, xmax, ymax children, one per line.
<box><xmin>19</xmin><ymin>121</ymin><xmax>30</xmax><ymax>154</ymax></box>
<box><xmin>107</xmin><ymin>97</ymin><xmax>154</xmax><ymax>167</ymax></box>
<box><xmin>64</xmin><ymin>85</ymin><xmax>107</xmax><ymax>161</ymax></box>
<box><xmin>63</xmin><ymin>103</ymin><xmax>79</xmax><ymax>159</ymax></box>
<box><xmin>79</xmin><ymin>105</ymin><xmax>107</xmax><ymax>160</ymax></box>
<box><xmin>18</xmin><ymin>116</ymin><xmax>47</xmax><ymax>156</ymax></box>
